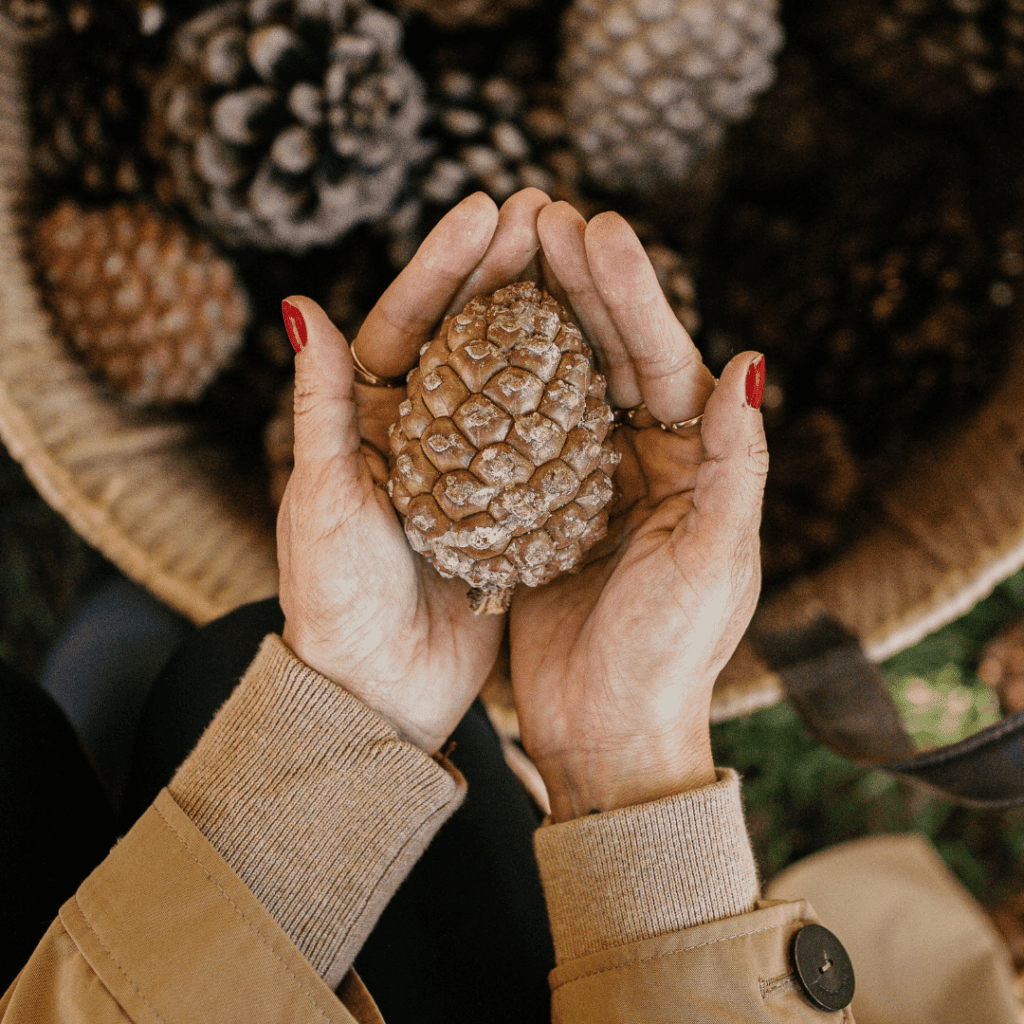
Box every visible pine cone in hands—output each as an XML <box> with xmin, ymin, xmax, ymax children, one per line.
<box><xmin>560</xmin><ymin>0</ymin><xmax>784</xmax><ymax>199</ymax></box>
<box><xmin>148</xmin><ymin>0</ymin><xmax>428</xmax><ymax>252</ymax></box>
<box><xmin>36</xmin><ymin>199</ymin><xmax>251</xmax><ymax>406</ymax></box>
<box><xmin>387</xmin><ymin>281</ymin><xmax>620</xmax><ymax>612</ymax></box>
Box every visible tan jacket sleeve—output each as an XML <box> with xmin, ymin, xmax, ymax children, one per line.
<box><xmin>534</xmin><ymin>771</ymin><xmax>856</xmax><ymax>1023</ymax></box>
<box><xmin>0</xmin><ymin>792</ymin><xmax>374</xmax><ymax>1024</ymax></box>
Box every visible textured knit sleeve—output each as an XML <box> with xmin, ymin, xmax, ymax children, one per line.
<box><xmin>168</xmin><ymin>633</ymin><xmax>466</xmax><ymax>990</ymax></box>
<box><xmin>532</xmin><ymin>768</ymin><xmax>760</xmax><ymax>964</ymax></box>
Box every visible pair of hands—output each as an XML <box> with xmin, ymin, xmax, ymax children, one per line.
<box><xmin>277</xmin><ymin>189</ymin><xmax>768</xmax><ymax>823</ymax></box>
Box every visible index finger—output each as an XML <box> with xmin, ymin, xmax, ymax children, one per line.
<box><xmin>585</xmin><ymin>212</ymin><xmax>715</xmax><ymax>425</ymax></box>
<box><xmin>354</xmin><ymin>192</ymin><xmax>499</xmax><ymax>380</ymax></box>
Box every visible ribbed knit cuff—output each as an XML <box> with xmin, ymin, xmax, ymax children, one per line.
<box><xmin>533</xmin><ymin>768</ymin><xmax>760</xmax><ymax>964</ymax></box>
<box><xmin>169</xmin><ymin>634</ymin><xmax>466</xmax><ymax>990</ymax></box>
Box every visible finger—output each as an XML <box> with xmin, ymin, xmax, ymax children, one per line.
<box><xmin>537</xmin><ymin>201</ymin><xmax>641</xmax><ymax>408</ymax></box>
<box><xmin>683</xmin><ymin>352</ymin><xmax>768</xmax><ymax>555</ymax></box>
<box><xmin>445</xmin><ymin>188</ymin><xmax>552</xmax><ymax>314</ymax></box>
<box><xmin>354</xmin><ymin>192</ymin><xmax>499</xmax><ymax>379</ymax></box>
<box><xmin>284</xmin><ymin>295</ymin><xmax>366</xmax><ymax>487</ymax></box>
<box><xmin>585</xmin><ymin>212</ymin><xmax>715</xmax><ymax>425</ymax></box>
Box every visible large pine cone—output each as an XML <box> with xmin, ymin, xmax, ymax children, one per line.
<box><xmin>36</xmin><ymin>199</ymin><xmax>251</xmax><ymax>406</ymax></box>
<box><xmin>148</xmin><ymin>0</ymin><xmax>428</xmax><ymax>252</ymax></box>
<box><xmin>560</xmin><ymin>0</ymin><xmax>784</xmax><ymax>198</ymax></box>
<box><xmin>387</xmin><ymin>281</ymin><xmax>620</xmax><ymax>611</ymax></box>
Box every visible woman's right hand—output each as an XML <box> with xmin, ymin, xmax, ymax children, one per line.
<box><xmin>277</xmin><ymin>189</ymin><xmax>553</xmax><ymax>755</ymax></box>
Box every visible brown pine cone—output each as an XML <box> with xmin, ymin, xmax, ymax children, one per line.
<box><xmin>264</xmin><ymin>378</ymin><xmax>295</xmax><ymax>510</ymax></box>
<box><xmin>387</xmin><ymin>281</ymin><xmax>620</xmax><ymax>611</ymax></box>
<box><xmin>36</xmin><ymin>199</ymin><xmax>251</xmax><ymax>406</ymax></box>
<box><xmin>388</xmin><ymin>0</ymin><xmax>541</xmax><ymax>30</ymax></box>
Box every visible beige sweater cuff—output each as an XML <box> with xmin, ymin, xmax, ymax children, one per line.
<box><xmin>169</xmin><ymin>633</ymin><xmax>466</xmax><ymax>990</ymax></box>
<box><xmin>533</xmin><ymin>768</ymin><xmax>760</xmax><ymax>964</ymax></box>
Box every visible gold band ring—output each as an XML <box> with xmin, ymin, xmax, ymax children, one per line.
<box><xmin>350</xmin><ymin>344</ymin><xmax>408</xmax><ymax>388</ymax></box>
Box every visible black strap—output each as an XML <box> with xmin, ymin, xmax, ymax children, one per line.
<box><xmin>751</xmin><ymin>612</ymin><xmax>1024</xmax><ymax>808</ymax></box>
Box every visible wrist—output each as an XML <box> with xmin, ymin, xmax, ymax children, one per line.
<box><xmin>280</xmin><ymin>623</ymin><xmax>444</xmax><ymax>754</ymax></box>
<box><xmin>541</xmin><ymin>735</ymin><xmax>717</xmax><ymax>823</ymax></box>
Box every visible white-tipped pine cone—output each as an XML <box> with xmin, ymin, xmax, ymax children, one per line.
<box><xmin>387</xmin><ymin>281</ymin><xmax>620</xmax><ymax>609</ymax></box>
<box><xmin>561</xmin><ymin>0</ymin><xmax>784</xmax><ymax>197</ymax></box>
<box><xmin>148</xmin><ymin>0</ymin><xmax>428</xmax><ymax>252</ymax></box>
<box><xmin>36</xmin><ymin>199</ymin><xmax>251</xmax><ymax>406</ymax></box>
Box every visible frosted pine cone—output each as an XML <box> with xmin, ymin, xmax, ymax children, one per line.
<box><xmin>387</xmin><ymin>281</ymin><xmax>620</xmax><ymax>612</ymax></box>
<box><xmin>380</xmin><ymin>40</ymin><xmax>559</xmax><ymax>268</ymax></box>
<box><xmin>36</xmin><ymin>199</ymin><xmax>251</xmax><ymax>406</ymax></box>
<box><xmin>148</xmin><ymin>0</ymin><xmax>428</xmax><ymax>252</ymax></box>
<box><xmin>561</xmin><ymin>0</ymin><xmax>784</xmax><ymax>198</ymax></box>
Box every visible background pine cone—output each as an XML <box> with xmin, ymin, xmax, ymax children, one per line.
<box><xmin>380</xmin><ymin>32</ymin><xmax>560</xmax><ymax>267</ymax></box>
<box><xmin>36</xmin><ymin>199</ymin><xmax>251</xmax><ymax>406</ymax></box>
<box><xmin>148</xmin><ymin>0</ymin><xmax>428</xmax><ymax>252</ymax></box>
<box><xmin>386</xmin><ymin>0</ymin><xmax>541</xmax><ymax>31</ymax></box>
<box><xmin>387</xmin><ymin>281</ymin><xmax>620</xmax><ymax>610</ymax></box>
<box><xmin>560</xmin><ymin>0</ymin><xmax>784</xmax><ymax>199</ymax></box>
<box><xmin>799</xmin><ymin>0</ymin><xmax>1024</xmax><ymax>117</ymax></box>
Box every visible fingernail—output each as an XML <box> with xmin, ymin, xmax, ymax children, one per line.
<box><xmin>745</xmin><ymin>355</ymin><xmax>765</xmax><ymax>410</ymax></box>
<box><xmin>282</xmin><ymin>299</ymin><xmax>307</xmax><ymax>354</ymax></box>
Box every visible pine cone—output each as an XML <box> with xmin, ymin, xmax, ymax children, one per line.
<box><xmin>36</xmin><ymin>199</ymin><xmax>251</xmax><ymax>406</ymax></box>
<box><xmin>700</xmin><ymin>131</ymin><xmax>1019</xmax><ymax>458</ymax></box>
<box><xmin>28</xmin><ymin>2</ymin><xmax>169</xmax><ymax>199</ymax></box>
<box><xmin>759</xmin><ymin>408</ymin><xmax>864</xmax><ymax>585</ymax></box>
<box><xmin>388</xmin><ymin>0</ymin><xmax>540</xmax><ymax>30</ymax></box>
<box><xmin>264</xmin><ymin>377</ymin><xmax>295</xmax><ymax>509</ymax></box>
<box><xmin>803</xmin><ymin>0</ymin><xmax>1024</xmax><ymax>117</ymax></box>
<box><xmin>380</xmin><ymin>36</ymin><xmax>559</xmax><ymax>268</ymax></box>
<box><xmin>387</xmin><ymin>281</ymin><xmax>620</xmax><ymax>611</ymax></box>
<box><xmin>560</xmin><ymin>0</ymin><xmax>784</xmax><ymax>199</ymax></box>
<box><xmin>148</xmin><ymin>0</ymin><xmax>428</xmax><ymax>252</ymax></box>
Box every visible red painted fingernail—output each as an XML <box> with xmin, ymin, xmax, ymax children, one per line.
<box><xmin>282</xmin><ymin>299</ymin><xmax>307</xmax><ymax>354</ymax></box>
<box><xmin>745</xmin><ymin>355</ymin><xmax>765</xmax><ymax>410</ymax></box>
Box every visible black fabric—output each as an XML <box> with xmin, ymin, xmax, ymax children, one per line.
<box><xmin>0</xmin><ymin>658</ymin><xmax>116</xmax><ymax>989</ymax></box>
<box><xmin>122</xmin><ymin>597</ymin><xmax>555</xmax><ymax>1023</ymax></box>
<box><xmin>753</xmin><ymin>611</ymin><xmax>1024</xmax><ymax>808</ymax></box>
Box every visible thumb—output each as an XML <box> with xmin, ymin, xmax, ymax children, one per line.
<box><xmin>282</xmin><ymin>295</ymin><xmax>362</xmax><ymax>481</ymax></box>
<box><xmin>687</xmin><ymin>352</ymin><xmax>769</xmax><ymax>554</ymax></box>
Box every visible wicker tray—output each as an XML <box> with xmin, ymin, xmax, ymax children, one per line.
<box><xmin>2</xmin><ymin>32</ymin><xmax>1023</xmax><ymax>723</ymax></box>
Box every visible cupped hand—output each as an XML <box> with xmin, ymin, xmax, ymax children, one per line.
<box><xmin>510</xmin><ymin>203</ymin><xmax>769</xmax><ymax>820</ymax></box>
<box><xmin>277</xmin><ymin>189</ymin><xmax>552</xmax><ymax>754</ymax></box>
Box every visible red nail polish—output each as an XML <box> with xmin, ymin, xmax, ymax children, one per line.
<box><xmin>745</xmin><ymin>355</ymin><xmax>765</xmax><ymax>410</ymax></box>
<box><xmin>282</xmin><ymin>299</ymin><xmax>307</xmax><ymax>353</ymax></box>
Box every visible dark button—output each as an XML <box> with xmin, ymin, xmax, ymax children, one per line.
<box><xmin>791</xmin><ymin>924</ymin><xmax>855</xmax><ymax>1012</ymax></box>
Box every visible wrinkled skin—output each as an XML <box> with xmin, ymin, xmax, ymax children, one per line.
<box><xmin>277</xmin><ymin>190</ymin><xmax>768</xmax><ymax>822</ymax></box>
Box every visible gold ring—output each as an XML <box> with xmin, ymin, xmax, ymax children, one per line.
<box><xmin>614</xmin><ymin>401</ymin><xmax>705</xmax><ymax>434</ymax></box>
<box><xmin>350</xmin><ymin>344</ymin><xmax>408</xmax><ymax>389</ymax></box>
